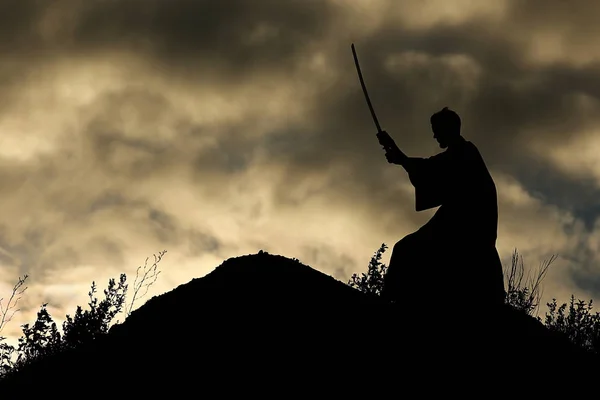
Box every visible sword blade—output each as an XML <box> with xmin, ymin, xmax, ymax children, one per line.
<box><xmin>351</xmin><ymin>43</ymin><xmax>382</xmax><ymax>133</ymax></box>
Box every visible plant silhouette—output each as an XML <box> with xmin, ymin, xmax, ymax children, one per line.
<box><xmin>0</xmin><ymin>251</ymin><xmax>165</xmax><ymax>379</ymax></box>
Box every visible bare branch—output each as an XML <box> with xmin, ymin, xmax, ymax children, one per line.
<box><xmin>125</xmin><ymin>250</ymin><xmax>166</xmax><ymax>317</ymax></box>
<box><xmin>0</xmin><ymin>275</ymin><xmax>29</xmax><ymax>333</ymax></box>
<box><xmin>503</xmin><ymin>249</ymin><xmax>557</xmax><ymax>316</ymax></box>
<box><xmin>528</xmin><ymin>254</ymin><xmax>557</xmax><ymax>316</ymax></box>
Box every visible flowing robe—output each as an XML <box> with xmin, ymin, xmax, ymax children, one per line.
<box><xmin>382</xmin><ymin>137</ymin><xmax>505</xmax><ymax>307</ymax></box>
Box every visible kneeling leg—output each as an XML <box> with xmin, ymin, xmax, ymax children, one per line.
<box><xmin>381</xmin><ymin>234</ymin><xmax>419</xmax><ymax>302</ymax></box>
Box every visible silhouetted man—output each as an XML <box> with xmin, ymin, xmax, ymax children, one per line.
<box><xmin>378</xmin><ymin>107</ymin><xmax>505</xmax><ymax>308</ymax></box>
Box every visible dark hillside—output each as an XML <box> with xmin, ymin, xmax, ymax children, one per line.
<box><xmin>0</xmin><ymin>251</ymin><xmax>595</xmax><ymax>393</ymax></box>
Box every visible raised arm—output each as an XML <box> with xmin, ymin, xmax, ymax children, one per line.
<box><xmin>375</xmin><ymin>130</ymin><xmax>450</xmax><ymax>211</ymax></box>
<box><xmin>375</xmin><ymin>131</ymin><xmax>445</xmax><ymax>176</ymax></box>
<box><xmin>376</xmin><ymin>131</ymin><xmax>408</xmax><ymax>165</ymax></box>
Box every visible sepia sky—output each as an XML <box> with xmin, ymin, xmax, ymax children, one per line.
<box><xmin>2</xmin><ymin>0</ymin><xmax>600</xmax><ymax>343</ymax></box>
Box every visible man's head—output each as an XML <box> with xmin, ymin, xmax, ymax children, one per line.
<box><xmin>430</xmin><ymin>107</ymin><xmax>461</xmax><ymax>148</ymax></box>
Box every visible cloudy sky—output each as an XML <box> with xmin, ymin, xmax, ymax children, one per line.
<box><xmin>1</xmin><ymin>0</ymin><xmax>600</xmax><ymax>343</ymax></box>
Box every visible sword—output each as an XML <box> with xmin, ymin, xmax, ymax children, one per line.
<box><xmin>351</xmin><ymin>43</ymin><xmax>382</xmax><ymax>133</ymax></box>
<box><xmin>352</xmin><ymin>43</ymin><xmax>394</xmax><ymax>152</ymax></box>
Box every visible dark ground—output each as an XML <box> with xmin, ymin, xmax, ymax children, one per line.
<box><xmin>0</xmin><ymin>251</ymin><xmax>596</xmax><ymax>395</ymax></box>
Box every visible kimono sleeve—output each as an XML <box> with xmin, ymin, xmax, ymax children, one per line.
<box><xmin>404</xmin><ymin>153</ymin><xmax>451</xmax><ymax>212</ymax></box>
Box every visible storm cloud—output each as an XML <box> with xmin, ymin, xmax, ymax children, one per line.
<box><xmin>1</xmin><ymin>0</ymin><xmax>600</xmax><ymax>343</ymax></box>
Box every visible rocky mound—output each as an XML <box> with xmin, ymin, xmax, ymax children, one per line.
<box><xmin>0</xmin><ymin>251</ymin><xmax>595</xmax><ymax>393</ymax></box>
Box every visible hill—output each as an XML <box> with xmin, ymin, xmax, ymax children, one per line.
<box><xmin>0</xmin><ymin>251</ymin><xmax>595</xmax><ymax>393</ymax></box>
